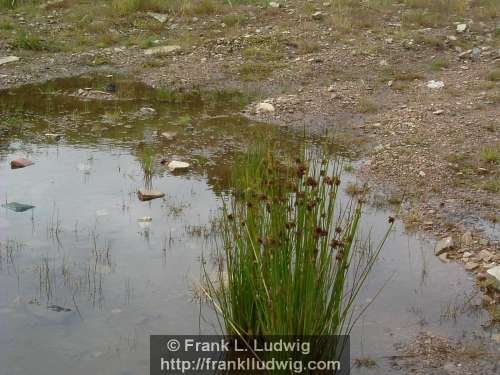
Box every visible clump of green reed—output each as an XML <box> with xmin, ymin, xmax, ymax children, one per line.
<box><xmin>204</xmin><ymin>142</ymin><xmax>391</xmax><ymax>338</ymax></box>
<box><xmin>137</xmin><ymin>145</ymin><xmax>156</xmax><ymax>188</ymax></box>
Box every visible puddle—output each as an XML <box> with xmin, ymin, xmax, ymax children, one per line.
<box><xmin>0</xmin><ymin>75</ymin><xmax>497</xmax><ymax>375</ymax></box>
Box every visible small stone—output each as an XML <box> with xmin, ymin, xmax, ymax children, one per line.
<box><xmin>10</xmin><ymin>158</ymin><xmax>34</xmax><ymax>169</ymax></box>
<box><xmin>456</xmin><ymin>23</ymin><xmax>467</xmax><ymax>33</ymax></box>
<box><xmin>0</xmin><ymin>56</ymin><xmax>20</xmax><ymax>66</ymax></box>
<box><xmin>327</xmin><ymin>85</ymin><xmax>335</xmax><ymax>92</ymax></box>
<box><xmin>471</xmin><ymin>47</ymin><xmax>481</xmax><ymax>60</ymax></box>
<box><xmin>138</xmin><ymin>190</ymin><xmax>165</xmax><ymax>201</ymax></box>
<box><xmin>45</xmin><ymin>133</ymin><xmax>62</xmax><ymax>141</ymax></box>
<box><xmin>269</xmin><ymin>1</ymin><xmax>280</xmax><ymax>8</ymax></box>
<box><xmin>427</xmin><ymin>80</ymin><xmax>445</xmax><ymax>89</ymax></box>
<box><xmin>387</xmin><ymin>80</ymin><xmax>393</xmax><ymax>87</ymax></box>
<box><xmin>438</xmin><ymin>253</ymin><xmax>449</xmax><ymax>263</ymax></box>
<box><xmin>256</xmin><ymin>102</ymin><xmax>275</xmax><ymax>113</ymax></box>
<box><xmin>433</xmin><ymin>109</ymin><xmax>444</xmax><ymax>115</ymax></box>
<box><xmin>312</xmin><ymin>11</ymin><xmax>323</xmax><ymax>20</ymax></box>
<box><xmin>144</xmin><ymin>45</ymin><xmax>181</xmax><ymax>56</ymax></box>
<box><xmin>443</xmin><ymin>363</ymin><xmax>459</xmax><ymax>375</ymax></box>
<box><xmin>160</xmin><ymin>131</ymin><xmax>177</xmax><ymax>141</ymax></box>
<box><xmin>2</xmin><ymin>202</ymin><xmax>35</xmax><ymax>212</ymax></box>
<box><xmin>463</xmin><ymin>251</ymin><xmax>473</xmax><ymax>258</ymax></box>
<box><xmin>486</xmin><ymin>265</ymin><xmax>500</xmax><ymax>290</ymax></box>
<box><xmin>147</xmin><ymin>12</ymin><xmax>168</xmax><ymax>23</ymax></box>
<box><xmin>478</xmin><ymin>250</ymin><xmax>493</xmax><ymax>261</ymax></box>
<box><xmin>167</xmin><ymin>161</ymin><xmax>190</xmax><ymax>172</ymax></box>
<box><xmin>464</xmin><ymin>262</ymin><xmax>479</xmax><ymax>271</ymax></box>
<box><xmin>419</xmin><ymin>170</ymin><xmax>426</xmax><ymax>177</ymax></box>
<box><xmin>139</xmin><ymin>107</ymin><xmax>156</xmax><ymax>115</ymax></box>
<box><xmin>435</xmin><ymin>236</ymin><xmax>454</xmax><ymax>255</ymax></box>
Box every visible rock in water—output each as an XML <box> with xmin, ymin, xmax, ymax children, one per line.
<box><xmin>45</xmin><ymin>133</ymin><xmax>62</xmax><ymax>141</ymax></box>
<box><xmin>435</xmin><ymin>236</ymin><xmax>454</xmax><ymax>255</ymax></box>
<box><xmin>167</xmin><ymin>161</ymin><xmax>190</xmax><ymax>172</ymax></box>
<box><xmin>138</xmin><ymin>190</ymin><xmax>165</xmax><ymax>201</ymax></box>
<box><xmin>2</xmin><ymin>202</ymin><xmax>35</xmax><ymax>212</ymax></box>
<box><xmin>144</xmin><ymin>45</ymin><xmax>181</xmax><ymax>56</ymax></box>
<box><xmin>486</xmin><ymin>266</ymin><xmax>500</xmax><ymax>291</ymax></box>
<box><xmin>256</xmin><ymin>102</ymin><xmax>275</xmax><ymax>113</ymax></box>
<box><xmin>0</xmin><ymin>56</ymin><xmax>20</xmax><ymax>66</ymax></box>
<box><xmin>10</xmin><ymin>158</ymin><xmax>34</xmax><ymax>169</ymax></box>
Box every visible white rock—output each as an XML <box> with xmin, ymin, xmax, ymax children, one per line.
<box><xmin>144</xmin><ymin>45</ymin><xmax>181</xmax><ymax>56</ymax></box>
<box><xmin>433</xmin><ymin>109</ymin><xmax>444</xmax><ymax>115</ymax></box>
<box><xmin>427</xmin><ymin>80</ymin><xmax>445</xmax><ymax>89</ymax></box>
<box><xmin>486</xmin><ymin>265</ymin><xmax>500</xmax><ymax>290</ymax></box>
<box><xmin>161</xmin><ymin>131</ymin><xmax>177</xmax><ymax>141</ymax></box>
<box><xmin>167</xmin><ymin>161</ymin><xmax>190</xmax><ymax>172</ymax></box>
<box><xmin>256</xmin><ymin>102</ymin><xmax>275</xmax><ymax>113</ymax></box>
<box><xmin>312</xmin><ymin>11</ymin><xmax>323</xmax><ymax>20</ymax></box>
<box><xmin>435</xmin><ymin>236</ymin><xmax>454</xmax><ymax>255</ymax></box>
<box><xmin>147</xmin><ymin>12</ymin><xmax>168</xmax><ymax>23</ymax></box>
<box><xmin>456</xmin><ymin>23</ymin><xmax>467</xmax><ymax>33</ymax></box>
<box><xmin>269</xmin><ymin>1</ymin><xmax>280</xmax><ymax>8</ymax></box>
<box><xmin>0</xmin><ymin>56</ymin><xmax>20</xmax><ymax>66</ymax></box>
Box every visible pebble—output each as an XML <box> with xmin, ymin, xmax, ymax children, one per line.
<box><xmin>167</xmin><ymin>161</ymin><xmax>190</xmax><ymax>172</ymax></box>
<box><xmin>435</xmin><ymin>236</ymin><xmax>454</xmax><ymax>255</ymax></box>
<box><xmin>256</xmin><ymin>102</ymin><xmax>275</xmax><ymax>113</ymax></box>
<box><xmin>464</xmin><ymin>262</ymin><xmax>479</xmax><ymax>271</ymax></box>
<box><xmin>456</xmin><ymin>24</ymin><xmax>467</xmax><ymax>33</ymax></box>
<box><xmin>137</xmin><ymin>190</ymin><xmax>165</xmax><ymax>201</ymax></box>
<box><xmin>144</xmin><ymin>45</ymin><xmax>181</xmax><ymax>56</ymax></box>
<box><xmin>10</xmin><ymin>158</ymin><xmax>34</xmax><ymax>169</ymax></box>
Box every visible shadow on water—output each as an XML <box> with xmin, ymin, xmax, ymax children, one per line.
<box><xmin>0</xmin><ymin>75</ymin><xmax>497</xmax><ymax>375</ymax></box>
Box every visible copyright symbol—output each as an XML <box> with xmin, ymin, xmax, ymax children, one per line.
<box><xmin>166</xmin><ymin>339</ymin><xmax>181</xmax><ymax>352</ymax></box>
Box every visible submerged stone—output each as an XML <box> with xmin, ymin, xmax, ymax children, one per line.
<box><xmin>10</xmin><ymin>158</ymin><xmax>34</xmax><ymax>169</ymax></box>
<box><xmin>138</xmin><ymin>190</ymin><xmax>165</xmax><ymax>201</ymax></box>
<box><xmin>434</xmin><ymin>236</ymin><xmax>454</xmax><ymax>255</ymax></box>
<box><xmin>45</xmin><ymin>133</ymin><xmax>62</xmax><ymax>141</ymax></box>
<box><xmin>2</xmin><ymin>202</ymin><xmax>35</xmax><ymax>212</ymax></box>
<box><xmin>47</xmin><ymin>304</ymin><xmax>72</xmax><ymax>312</ymax></box>
<box><xmin>167</xmin><ymin>161</ymin><xmax>190</xmax><ymax>172</ymax></box>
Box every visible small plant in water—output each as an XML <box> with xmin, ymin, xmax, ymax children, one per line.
<box><xmin>204</xmin><ymin>141</ymin><xmax>391</xmax><ymax>342</ymax></box>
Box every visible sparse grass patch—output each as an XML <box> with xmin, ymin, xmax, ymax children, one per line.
<box><xmin>487</xmin><ymin>68</ymin><xmax>500</xmax><ymax>82</ymax></box>
<box><xmin>429</xmin><ymin>56</ymin><xmax>449</xmax><ymax>71</ymax></box>
<box><xmin>357</xmin><ymin>97</ymin><xmax>379</xmax><ymax>113</ymax></box>
<box><xmin>11</xmin><ymin>32</ymin><xmax>51</xmax><ymax>51</ymax></box>
<box><xmin>221</xmin><ymin>13</ymin><xmax>247</xmax><ymax>27</ymax></box>
<box><xmin>484</xmin><ymin>178</ymin><xmax>500</xmax><ymax>193</ymax></box>
<box><xmin>237</xmin><ymin>61</ymin><xmax>284</xmax><ymax>81</ymax></box>
<box><xmin>0</xmin><ymin>20</ymin><xmax>13</xmax><ymax>30</ymax></box>
<box><xmin>480</xmin><ymin>147</ymin><xmax>500</xmax><ymax>164</ymax></box>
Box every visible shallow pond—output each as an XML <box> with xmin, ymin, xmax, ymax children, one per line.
<box><xmin>0</xmin><ymin>75</ymin><xmax>496</xmax><ymax>375</ymax></box>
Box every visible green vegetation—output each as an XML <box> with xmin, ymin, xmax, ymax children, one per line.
<box><xmin>204</xmin><ymin>142</ymin><xmax>390</xmax><ymax>338</ymax></box>
<box><xmin>480</xmin><ymin>147</ymin><xmax>500</xmax><ymax>164</ymax></box>
<box><xmin>429</xmin><ymin>56</ymin><xmax>449</xmax><ymax>71</ymax></box>
<box><xmin>487</xmin><ymin>69</ymin><xmax>500</xmax><ymax>82</ymax></box>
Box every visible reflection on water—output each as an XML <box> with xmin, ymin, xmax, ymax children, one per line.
<box><xmin>0</xmin><ymin>75</ymin><xmax>496</xmax><ymax>375</ymax></box>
